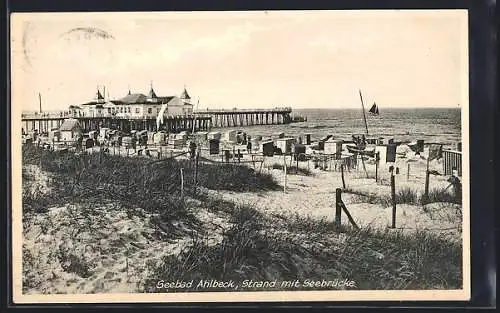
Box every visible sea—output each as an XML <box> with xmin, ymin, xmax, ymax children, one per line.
<box><xmin>211</xmin><ymin>108</ymin><xmax>462</xmax><ymax>150</ymax></box>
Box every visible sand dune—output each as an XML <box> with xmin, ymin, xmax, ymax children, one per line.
<box><xmin>21</xmin><ymin>146</ymin><xmax>461</xmax><ymax>294</ymax></box>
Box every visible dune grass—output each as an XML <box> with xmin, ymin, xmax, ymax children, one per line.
<box><xmin>343</xmin><ymin>187</ymin><xmax>386</xmax><ymax>206</ymax></box>
<box><xmin>22</xmin><ymin>145</ymin><xmax>279</xmax><ymax>208</ymax></box>
<box><xmin>143</xmin><ymin>207</ymin><xmax>462</xmax><ymax>292</ymax></box>
<box><xmin>21</xmin><ymin>144</ymin><xmax>280</xmax><ymax>244</ymax></box>
<box><xmin>22</xmin><ymin>144</ymin><xmax>462</xmax><ymax>292</ymax></box>
<box><xmin>422</xmin><ymin>187</ymin><xmax>461</xmax><ymax>205</ymax></box>
<box><xmin>344</xmin><ymin>185</ymin><xmax>459</xmax><ymax>207</ymax></box>
<box><xmin>270</xmin><ymin>163</ymin><xmax>314</xmax><ymax>176</ymax></box>
<box><xmin>197</xmin><ymin>162</ymin><xmax>281</xmax><ymax>192</ymax></box>
<box><xmin>394</xmin><ymin>187</ymin><xmax>420</xmax><ymax>205</ymax></box>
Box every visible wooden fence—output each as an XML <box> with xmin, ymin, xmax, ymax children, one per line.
<box><xmin>442</xmin><ymin>150</ymin><xmax>462</xmax><ymax>176</ymax></box>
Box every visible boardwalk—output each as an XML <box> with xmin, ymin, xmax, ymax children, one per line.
<box><xmin>21</xmin><ymin>113</ymin><xmax>211</xmax><ymax>134</ymax></box>
<box><xmin>195</xmin><ymin>107</ymin><xmax>292</xmax><ymax>128</ymax></box>
<box><xmin>21</xmin><ymin>107</ymin><xmax>294</xmax><ymax>133</ymax></box>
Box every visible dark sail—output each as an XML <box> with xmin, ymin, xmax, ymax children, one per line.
<box><xmin>369</xmin><ymin>102</ymin><xmax>379</xmax><ymax>115</ymax></box>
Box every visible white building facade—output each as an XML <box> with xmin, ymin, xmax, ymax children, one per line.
<box><xmin>72</xmin><ymin>87</ymin><xmax>194</xmax><ymax>119</ymax></box>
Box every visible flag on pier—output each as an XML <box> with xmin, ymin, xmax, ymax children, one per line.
<box><xmin>156</xmin><ymin>99</ymin><xmax>167</xmax><ymax>130</ymax></box>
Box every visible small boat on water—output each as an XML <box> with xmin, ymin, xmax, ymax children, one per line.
<box><xmin>368</xmin><ymin>102</ymin><xmax>380</xmax><ymax>115</ymax></box>
<box><xmin>344</xmin><ymin>90</ymin><xmax>380</xmax><ymax>158</ymax></box>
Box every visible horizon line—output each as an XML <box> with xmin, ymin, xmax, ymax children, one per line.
<box><xmin>293</xmin><ymin>106</ymin><xmax>462</xmax><ymax>110</ymax></box>
<box><xmin>21</xmin><ymin>106</ymin><xmax>462</xmax><ymax>114</ymax></box>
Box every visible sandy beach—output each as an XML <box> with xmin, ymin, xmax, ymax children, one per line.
<box><xmin>201</xmin><ymin>145</ymin><xmax>462</xmax><ymax>240</ymax></box>
<box><xmin>21</xmin><ymin>141</ymin><xmax>462</xmax><ymax>294</ymax></box>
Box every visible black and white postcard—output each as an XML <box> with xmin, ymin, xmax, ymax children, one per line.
<box><xmin>10</xmin><ymin>10</ymin><xmax>470</xmax><ymax>303</ymax></box>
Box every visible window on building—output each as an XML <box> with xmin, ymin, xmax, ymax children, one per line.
<box><xmin>120</xmin><ymin>107</ymin><xmax>123</xmax><ymax>113</ymax></box>
<box><xmin>127</xmin><ymin>107</ymin><xmax>131</xmax><ymax>113</ymax></box>
<box><xmin>148</xmin><ymin>108</ymin><xmax>152</xmax><ymax>114</ymax></box>
<box><xmin>135</xmin><ymin>107</ymin><xmax>140</xmax><ymax>114</ymax></box>
<box><xmin>108</xmin><ymin>108</ymin><xmax>111</xmax><ymax>114</ymax></box>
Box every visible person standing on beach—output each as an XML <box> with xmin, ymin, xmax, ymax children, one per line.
<box><xmin>447</xmin><ymin>169</ymin><xmax>462</xmax><ymax>203</ymax></box>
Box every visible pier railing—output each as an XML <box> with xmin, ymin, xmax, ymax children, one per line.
<box><xmin>195</xmin><ymin>107</ymin><xmax>292</xmax><ymax>114</ymax></box>
<box><xmin>21</xmin><ymin>106</ymin><xmax>294</xmax><ymax>132</ymax></box>
<box><xmin>22</xmin><ymin>108</ymin><xmax>292</xmax><ymax>120</ymax></box>
<box><xmin>21</xmin><ymin>112</ymin><xmax>201</xmax><ymax>120</ymax></box>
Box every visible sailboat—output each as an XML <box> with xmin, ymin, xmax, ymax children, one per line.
<box><xmin>368</xmin><ymin>102</ymin><xmax>380</xmax><ymax>115</ymax></box>
<box><xmin>345</xmin><ymin>90</ymin><xmax>377</xmax><ymax>157</ymax></box>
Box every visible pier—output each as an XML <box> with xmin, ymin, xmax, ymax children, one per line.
<box><xmin>21</xmin><ymin>112</ymin><xmax>211</xmax><ymax>134</ymax></box>
<box><xmin>21</xmin><ymin>107</ymin><xmax>293</xmax><ymax>134</ymax></box>
<box><xmin>195</xmin><ymin>107</ymin><xmax>292</xmax><ymax>128</ymax></box>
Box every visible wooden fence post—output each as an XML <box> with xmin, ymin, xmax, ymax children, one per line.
<box><xmin>237</xmin><ymin>149</ymin><xmax>241</xmax><ymax>163</ymax></box>
<box><xmin>423</xmin><ymin>156</ymin><xmax>431</xmax><ymax>203</ymax></box>
<box><xmin>361</xmin><ymin>154</ymin><xmax>368</xmax><ymax>178</ymax></box>
<box><xmin>194</xmin><ymin>151</ymin><xmax>199</xmax><ymax>189</ymax></box>
<box><xmin>407</xmin><ymin>163</ymin><xmax>410</xmax><ymax>181</ymax></box>
<box><xmin>180</xmin><ymin>168</ymin><xmax>184</xmax><ymax>198</ymax></box>
<box><xmin>391</xmin><ymin>172</ymin><xmax>396</xmax><ymax>228</ymax></box>
<box><xmin>375</xmin><ymin>152</ymin><xmax>379</xmax><ymax>182</ymax></box>
<box><xmin>424</xmin><ymin>170</ymin><xmax>430</xmax><ymax>201</ymax></box>
<box><xmin>340</xmin><ymin>201</ymin><xmax>359</xmax><ymax>230</ymax></box>
<box><xmin>341</xmin><ymin>164</ymin><xmax>346</xmax><ymax>189</ymax></box>
<box><xmin>335</xmin><ymin>188</ymin><xmax>342</xmax><ymax>231</ymax></box>
<box><xmin>296</xmin><ymin>153</ymin><xmax>299</xmax><ymax>173</ymax></box>
<box><xmin>283</xmin><ymin>154</ymin><xmax>287</xmax><ymax>193</ymax></box>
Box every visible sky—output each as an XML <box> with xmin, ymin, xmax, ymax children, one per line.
<box><xmin>11</xmin><ymin>10</ymin><xmax>468</xmax><ymax>111</ymax></box>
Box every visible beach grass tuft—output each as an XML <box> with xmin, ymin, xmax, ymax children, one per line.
<box><xmin>395</xmin><ymin>187</ymin><xmax>420</xmax><ymax>205</ymax></box>
<box><xmin>344</xmin><ymin>186</ymin><xmax>432</xmax><ymax>206</ymax></box>
<box><xmin>422</xmin><ymin>187</ymin><xmax>461</xmax><ymax>205</ymax></box>
<box><xmin>143</xmin><ymin>207</ymin><xmax>462</xmax><ymax>291</ymax></box>
<box><xmin>270</xmin><ymin>163</ymin><xmax>314</xmax><ymax>176</ymax></box>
